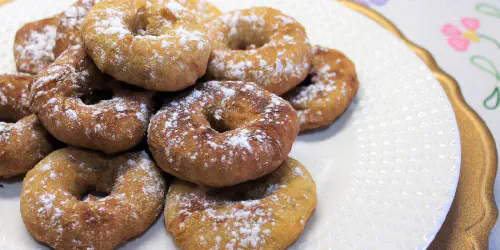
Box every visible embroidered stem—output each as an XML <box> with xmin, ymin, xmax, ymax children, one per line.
<box><xmin>478</xmin><ymin>34</ymin><xmax>500</xmax><ymax>49</ymax></box>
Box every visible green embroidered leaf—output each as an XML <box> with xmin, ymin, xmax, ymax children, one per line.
<box><xmin>476</xmin><ymin>3</ymin><xmax>500</xmax><ymax>18</ymax></box>
<box><xmin>470</xmin><ymin>55</ymin><xmax>500</xmax><ymax>81</ymax></box>
<box><xmin>484</xmin><ymin>87</ymin><xmax>500</xmax><ymax>110</ymax></box>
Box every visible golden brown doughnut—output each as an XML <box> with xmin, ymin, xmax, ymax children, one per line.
<box><xmin>58</xmin><ymin>0</ymin><xmax>220</xmax><ymax>54</ymax></box>
<box><xmin>205</xmin><ymin>7</ymin><xmax>312</xmax><ymax>95</ymax></box>
<box><xmin>0</xmin><ymin>74</ymin><xmax>31</xmax><ymax>121</ymax></box>
<box><xmin>165</xmin><ymin>157</ymin><xmax>317</xmax><ymax>250</ymax></box>
<box><xmin>0</xmin><ymin>74</ymin><xmax>54</xmax><ymax>177</ymax></box>
<box><xmin>283</xmin><ymin>46</ymin><xmax>359</xmax><ymax>131</ymax></box>
<box><xmin>81</xmin><ymin>0</ymin><xmax>212</xmax><ymax>91</ymax></box>
<box><xmin>14</xmin><ymin>15</ymin><xmax>60</xmax><ymax>74</ymax></box>
<box><xmin>30</xmin><ymin>45</ymin><xmax>154</xmax><ymax>154</ymax></box>
<box><xmin>54</xmin><ymin>0</ymin><xmax>101</xmax><ymax>58</ymax></box>
<box><xmin>20</xmin><ymin>148</ymin><xmax>166</xmax><ymax>250</ymax></box>
<box><xmin>148</xmin><ymin>81</ymin><xmax>299</xmax><ymax>187</ymax></box>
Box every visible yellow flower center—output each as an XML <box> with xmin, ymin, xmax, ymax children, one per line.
<box><xmin>463</xmin><ymin>30</ymin><xmax>480</xmax><ymax>42</ymax></box>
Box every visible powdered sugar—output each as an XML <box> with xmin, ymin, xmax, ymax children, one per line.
<box><xmin>65</xmin><ymin>109</ymin><xmax>78</xmax><ymax>121</ymax></box>
<box><xmin>165</xmin><ymin>1</ymin><xmax>186</xmax><ymax>14</ymax></box>
<box><xmin>37</xmin><ymin>193</ymin><xmax>56</xmax><ymax>215</ymax></box>
<box><xmin>228</xmin><ymin>129</ymin><xmax>252</xmax><ymax>152</ymax></box>
<box><xmin>174</xmin><ymin>0</ymin><xmax>221</xmax><ymax>22</ymax></box>
<box><xmin>173</xmin><ymin>190</ymin><xmax>275</xmax><ymax>249</ymax></box>
<box><xmin>293</xmin><ymin>167</ymin><xmax>305</xmax><ymax>177</ymax></box>
<box><xmin>56</xmin><ymin>0</ymin><xmax>100</xmax><ymax>54</ymax></box>
<box><xmin>15</xmin><ymin>22</ymin><xmax>57</xmax><ymax>73</ymax></box>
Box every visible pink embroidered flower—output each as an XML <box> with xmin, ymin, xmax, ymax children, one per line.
<box><xmin>441</xmin><ymin>18</ymin><xmax>481</xmax><ymax>52</ymax></box>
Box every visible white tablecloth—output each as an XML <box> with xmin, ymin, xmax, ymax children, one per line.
<box><xmin>356</xmin><ymin>0</ymin><xmax>500</xmax><ymax>248</ymax></box>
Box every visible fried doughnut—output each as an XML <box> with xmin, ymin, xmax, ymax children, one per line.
<box><xmin>20</xmin><ymin>148</ymin><xmax>166</xmax><ymax>250</ymax></box>
<box><xmin>165</xmin><ymin>157</ymin><xmax>317</xmax><ymax>250</ymax></box>
<box><xmin>81</xmin><ymin>0</ymin><xmax>211</xmax><ymax>91</ymax></box>
<box><xmin>30</xmin><ymin>45</ymin><xmax>154</xmax><ymax>154</ymax></box>
<box><xmin>148</xmin><ymin>81</ymin><xmax>299</xmax><ymax>187</ymax></box>
<box><xmin>283</xmin><ymin>46</ymin><xmax>359</xmax><ymax>131</ymax></box>
<box><xmin>54</xmin><ymin>0</ymin><xmax>100</xmax><ymax>58</ymax></box>
<box><xmin>0</xmin><ymin>74</ymin><xmax>31</xmax><ymax>121</ymax></box>
<box><xmin>0</xmin><ymin>74</ymin><xmax>54</xmax><ymax>177</ymax></box>
<box><xmin>205</xmin><ymin>7</ymin><xmax>312</xmax><ymax>95</ymax></box>
<box><xmin>14</xmin><ymin>15</ymin><xmax>60</xmax><ymax>74</ymax></box>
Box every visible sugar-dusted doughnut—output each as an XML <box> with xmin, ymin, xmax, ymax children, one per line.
<box><xmin>0</xmin><ymin>74</ymin><xmax>31</xmax><ymax>121</ymax></box>
<box><xmin>148</xmin><ymin>81</ymin><xmax>299</xmax><ymax>187</ymax></box>
<box><xmin>205</xmin><ymin>7</ymin><xmax>312</xmax><ymax>95</ymax></box>
<box><xmin>20</xmin><ymin>148</ymin><xmax>166</xmax><ymax>250</ymax></box>
<box><xmin>54</xmin><ymin>0</ymin><xmax>100</xmax><ymax>58</ymax></box>
<box><xmin>14</xmin><ymin>15</ymin><xmax>60</xmax><ymax>74</ymax></box>
<box><xmin>283</xmin><ymin>46</ymin><xmax>359</xmax><ymax>131</ymax></box>
<box><xmin>81</xmin><ymin>0</ymin><xmax>211</xmax><ymax>91</ymax></box>
<box><xmin>57</xmin><ymin>0</ymin><xmax>218</xmax><ymax>60</ymax></box>
<box><xmin>165</xmin><ymin>157</ymin><xmax>317</xmax><ymax>250</ymax></box>
<box><xmin>0</xmin><ymin>74</ymin><xmax>54</xmax><ymax>177</ymax></box>
<box><xmin>30</xmin><ymin>45</ymin><xmax>154</xmax><ymax>154</ymax></box>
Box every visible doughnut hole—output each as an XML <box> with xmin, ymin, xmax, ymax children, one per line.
<box><xmin>80</xmin><ymin>186</ymin><xmax>110</xmax><ymax>201</ymax></box>
<box><xmin>222</xmin><ymin>15</ymin><xmax>269</xmax><ymax>51</ymax></box>
<box><xmin>206</xmin><ymin>114</ymin><xmax>231</xmax><ymax>133</ymax></box>
<box><xmin>228</xmin><ymin>32</ymin><xmax>269</xmax><ymax>51</ymax></box>
<box><xmin>131</xmin><ymin>6</ymin><xmax>149</xmax><ymax>36</ymax></box>
<box><xmin>81</xmin><ymin>89</ymin><xmax>114</xmax><ymax>105</ymax></box>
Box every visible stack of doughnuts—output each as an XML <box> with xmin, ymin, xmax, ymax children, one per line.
<box><xmin>2</xmin><ymin>0</ymin><xmax>359</xmax><ymax>249</ymax></box>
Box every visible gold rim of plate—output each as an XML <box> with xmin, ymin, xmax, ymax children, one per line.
<box><xmin>339</xmin><ymin>1</ymin><xmax>498</xmax><ymax>249</ymax></box>
<box><xmin>0</xmin><ymin>0</ymin><xmax>497</xmax><ymax>249</ymax></box>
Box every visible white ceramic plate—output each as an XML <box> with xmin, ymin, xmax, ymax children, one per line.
<box><xmin>0</xmin><ymin>0</ymin><xmax>461</xmax><ymax>249</ymax></box>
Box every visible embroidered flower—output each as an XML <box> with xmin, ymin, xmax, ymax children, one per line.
<box><xmin>441</xmin><ymin>18</ymin><xmax>481</xmax><ymax>51</ymax></box>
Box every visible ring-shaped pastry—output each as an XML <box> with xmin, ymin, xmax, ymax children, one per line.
<box><xmin>30</xmin><ymin>45</ymin><xmax>154</xmax><ymax>154</ymax></box>
<box><xmin>82</xmin><ymin>0</ymin><xmax>212</xmax><ymax>91</ymax></box>
<box><xmin>0</xmin><ymin>74</ymin><xmax>54</xmax><ymax>177</ymax></box>
<box><xmin>54</xmin><ymin>0</ymin><xmax>100</xmax><ymax>58</ymax></box>
<box><xmin>148</xmin><ymin>81</ymin><xmax>299</xmax><ymax>187</ymax></box>
<box><xmin>14</xmin><ymin>15</ymin><xmax>60</xmax><ymax>74</ymax></box>
<box><xmin>21</xmin><ymin>148</ymin><xmax>166</xmax><ymax>250</ymax></box>
<box><xmin>283</xmin><ymin>46</ymin><xmax>359</xmax><ymax>131</ymax></box>
<box><xmin>205</xmin><ymin>7</ymin><xmax>312</xmax><ymax>95</ymax></box>
<box><xmin>165</xmin><ymin>157</ymin><xmax>317</xmax><ymax>250</ymax></box>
